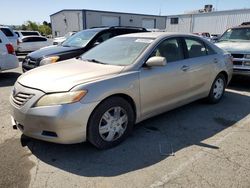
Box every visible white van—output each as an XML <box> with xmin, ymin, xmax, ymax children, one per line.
<box><xmin>17</xmin><ymin>36</ymin><xmax>52</xmax><ymax>53</ymax></box>
<box><xmin>0</xmin><ymin>31</ymin><xmax>19</xmax><ymax>71</ymax></box>
<box><xmin>15</xmin><ymin>30</ymin><xmax>41</xmax><ymax>38</ymax></box>
<box><xmin>0</xmin><ymin>26</ymin><xmax>18</xmax><ymax>50</ymax></box>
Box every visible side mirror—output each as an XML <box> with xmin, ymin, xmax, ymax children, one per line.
<box><xmin>93</xmin><ymin>41</ymin><xmax>100</xmax><ymax>47</ymax></box>
<box><xmin>145</xmin><ymin>56</ymin><xmax>167</xmax><ymax>67</ymax></box>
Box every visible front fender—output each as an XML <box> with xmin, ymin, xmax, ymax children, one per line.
<box><xmin>72</xmin><ymin>71</ymin><xmax>141</xmax><ymax>121</ymax></box>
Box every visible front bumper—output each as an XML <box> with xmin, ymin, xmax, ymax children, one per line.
<box><xmin>10</xmin><ymin>83</ymin><xmax>99</xmax><ymax>144</ymax></box>
<box><xmin>233</xmin><ymin>65</ymin><xmax>250</xmax><ymax>76</ymax></box>
<box><xmin>22</xmin><ymin>57</ymin><xmax>40</xmax><ymax>72</ymax></box>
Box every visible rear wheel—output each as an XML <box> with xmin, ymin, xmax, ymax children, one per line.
<box><xmin>207</xmin><ymin>73</ymin><xmax>226</xmax><ymax>104</ymax></box>
<box><xmin>87</xmin><ymin>97</ymin><xmax>135</xmax><ymax>149</ymax></box>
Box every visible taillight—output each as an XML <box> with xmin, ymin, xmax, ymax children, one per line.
<box><xmin>6</xmin><ymin>44</ymin><xmax>15</xmax><ymax>55</ymax></box>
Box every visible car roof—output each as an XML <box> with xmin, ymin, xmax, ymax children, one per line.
<box><xmin>117</xmin><ymin>32</ymin><xmax>198</xmax><ymax>39</ymax></box>
<box><xmin>84</xmin><ymin>26</ymin><xmax>147</xmax><ymax>32</ymax></box>
<box><xmin>20</xmin><ymin>35</ymin><xmax>46</xmax><ymax>39</ymax></box>
<box><xmin>15</xmin><ymin>30</ymin><xmax>40</xmax><ymax>32</ymax></box>
<box><xmin>230</xmin><ymin>25</ymin><xmax>250</xmax><ymax>29</ymax></box>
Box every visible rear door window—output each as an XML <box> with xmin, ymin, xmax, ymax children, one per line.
<box><xmin>184</xmin><ymin>38</ymin><xmax>216</xmax><ymax>58</ymax></box>
<box><xmin>23</xmin><ymin>37</ymin><xmax>47</xmax><ymax>42</ymax></box>
<box><xmin>0</xmin><ymin>28</ymin><xmax>14</xmax><ymax>37</ymax></box>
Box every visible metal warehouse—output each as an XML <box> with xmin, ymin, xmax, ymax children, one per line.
<box><xmin>50</xmin><ymin>9</ymin><xmax>166</xmax><ymax>37</ymax></box>
<box><xmin>166</xmin><ymin>8</ymin><xmax>250</xmax><ymax>35</ymax></box>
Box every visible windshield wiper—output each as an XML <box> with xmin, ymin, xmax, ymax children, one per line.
<box><xmin>84</xmin><ymin>59</ymin><xmax>106</xmax><ymax>65</ymax></box>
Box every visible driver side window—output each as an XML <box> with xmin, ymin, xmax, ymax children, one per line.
<box><xmin>150</xmin><ymin>38</ymin><xmax>184</xmax><ymax>63</ymax></box>
<box><xmin>95</xmin><ymin>32</ymin><xmax>114</xmax><ymax>44</ymax></box>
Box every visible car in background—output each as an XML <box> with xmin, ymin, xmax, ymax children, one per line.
<box><xmin>15</xmin><ymin>30</ymin><xmax>41</xmax><ymax>38</ymax></box>
<box><xmin>53</xmin><ymin>31</ymin><xmax>76</xmax><ymax>45</ymax></box>
<box><xmin>22</xmin><ymin>26</ymin><xmax>148</xmax><ymax>72</ymax></box>
<box><xmin>194</xmin><ymin>32</ymin><xmax>212</xmax><ymax>41</ymax></box>
<box><xmin>11</xmin><ymin>32</ymin><xmax>232</xmax><ymax>149</ymax></box>
<box><xmin>0</xmin><ymin>31</ymin><xmax>19</xmax><ymax>72</ymax></box>
<box><xmin>215</xmin><ymin>23</ymin><xmax>250</xmax><ymax>76</ymax></box>
<box><xmin>0</xmin><ymin>26</ymin><xmax>18</xmax><ymax>50</ymax></box>
<box><xmin>16</xmin><ymin>36</ymin><xmax>52</xmax><ymax>54</ymax></box>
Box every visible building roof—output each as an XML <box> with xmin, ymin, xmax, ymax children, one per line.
<box><xmin>50</xmin><ymin>8</ymin><xmax>250</xmax><ymax>19</ymax></box>
<box><xmin>167</xmin><ymin>8</ymin><xmax>250</xmax><ymax>17</ymax></box>
<box><xmin>50</xmin><ymin>9</ymin><xmax>164</xmax><ymax>18</ymax></box>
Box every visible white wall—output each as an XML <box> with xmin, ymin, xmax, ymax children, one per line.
<box><xmin>166</xmin><ymin>9</ymin><xmax>250</xmax><ymax>35</ymax></box>
<box><xmin>51</xmin><ymin>11</ymin><xmax>83</xmax><ymax>37</ymax></box>
<box><xmin>85</xmin><ymin>10</ymin><xmax>166</xmax><ymax>29</ymax></box>
<box><xmin>166</xmin><ymin>15</ymin><xmax>192</xmax><ymax>32</ymax></box>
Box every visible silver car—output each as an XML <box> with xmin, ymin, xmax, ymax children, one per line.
<box><xmin>215</xmin><ymin>25</ymin><xmax>250</xmax><ymax>76</ymax></box>
<box><xmin>10</xmin><ymin>32</ymin><xmax>233</xmax><ymax>149</ymax></box>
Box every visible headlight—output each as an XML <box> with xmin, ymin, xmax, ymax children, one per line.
<box><xmin>245</xmin><ymin>54</ymin><xmax>250</xmax><ymax>59</ymax></box>
<box><xmin>35</xmin><ymin>90</ymin><xmax>87</xmax><ymax>107</ymax></box>
<box><xmin>40</xmin><ymin>56</ymin><xmax>60</xmax><ymax>66</ymax></box>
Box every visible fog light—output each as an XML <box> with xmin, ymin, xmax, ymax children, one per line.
<box><xmin>245</xmin><ymin>54</ymin><xmax>250</xmax><ymax>59</ymax></box>
<box><xmin>244</xmin><ymin>62</ymin><xmax>250</xmax><ymax>66</ymax></box>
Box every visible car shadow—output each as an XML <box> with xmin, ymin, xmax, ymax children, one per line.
<box><xmin>0</xmin><ymin>72</ymin><xmax>21</xmax><ymax>87</ymax></box>
<box><xmin>228</xmin><ymin>75</ymin><xmax>250</xmax><ymax>92</ymax></box>
<box><xmin>23</xmin><ymin>86</ymin><xmax>250</xmax><ymax>177</ymax></box>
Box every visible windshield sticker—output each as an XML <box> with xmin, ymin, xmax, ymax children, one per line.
<box><xmin>135</xmin><ymin>39</ymin><xmax>154</xmax><ymax>43</ymax></box>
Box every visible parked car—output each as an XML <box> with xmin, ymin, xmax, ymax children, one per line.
<box><xmin>194</xmin><ymin>32</ymin><xmax>212</xmax><ymax>41</ymax></box>
<box><xmin>0</xmin><ymin>31</ymin><xmax>19</xmax><ymax>71</ymax></box>
<box><xmin>14</xmin><ymin>30</ymin><xmax>41</xmax><ymax>38</ymax></box>
<box><xmin>22</xmin><ymin>26</ymin><xmax>148</xmax><ymax>72</ymax></box>
<box><xmin>10</xmin><ymin>32</ymin><xmax>233</xmax><ymax>149</ymax></box>
<box><xmin>53</xmin><ymin>31</ymin><xmax>76</xmax><ymax>45</ymax></box>
<box><xmin>0</xmin><ymin>26</ymin><xmax>18</xmax><ymax>50</ymax></box>
<box><xmin>215</xmin><ymin>23</ymin><xmax>250</xmax><ymax>76</ymax></box>
<box><xmin>16</xmin><ymin>36</ymin><xmax>52</xmax><ymax>54</ymax></box>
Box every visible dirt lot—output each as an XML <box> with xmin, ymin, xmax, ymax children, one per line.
<box><xmin>0</xmin><ymin>62</ymin><xmax>250</xmax><ymax>188</ymax></box>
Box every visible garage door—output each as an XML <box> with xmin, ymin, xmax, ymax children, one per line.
<box><xmin>142</xmin><ymin>19</ymin><xmax>156</xmax><ymax>29</ymax></box>
<box><xmin>101</xmin><ymin>16</ymin><xmax>120</xmax><ymax>26</ymax></box>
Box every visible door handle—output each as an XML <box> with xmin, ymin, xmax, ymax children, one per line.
<box><xmin>214</xmin><ymin>58</ymin><xmax>218</xmax><ymax>64</ymax></box>
<box><xmin>181</xmin><ymin>65</ymin><xmax>190</xmax><ymax>72</ymax></box>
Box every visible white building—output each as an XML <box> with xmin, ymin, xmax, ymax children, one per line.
<box><xmin>50</xmin><ymin>9</ymin><xmax>166</xmax><ymax>37</ymax></box>
<box><xmin>166</xmin><ymin>8</ymin><xmax>250</xmax><ymax>35</ymax></box>
<box><xmin>50</xmin><ymin>8</ymin><xmax>250</xmax><ymax>37</ymax></box>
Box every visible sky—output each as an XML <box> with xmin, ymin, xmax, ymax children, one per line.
<box><xmin>1</xmin><ymin>0</ymin><xmax>250</xmax><ymax>25</ymax></box>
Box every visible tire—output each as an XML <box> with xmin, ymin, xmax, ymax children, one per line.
<box><xmin>87</xmin><ymin>96</ymin><xmax>135</xmax><ymax>149</ymax></box>
<box><xmin>207</xmin><ymin>73</ymin><xmax>226</xmax><ymax>104</ymax></box>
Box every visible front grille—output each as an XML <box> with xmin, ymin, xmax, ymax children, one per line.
<box><xmin>24</xmin><ymin>57</ymin><xmax>37</xmax><ymax>65</ymax></box>
<box><xmin>231</xmin><ymin>54</ymin><xmax>244</xmax><ymax>59</ymax></box>
<box><xmin>12</xmin><ymin>92</ymin><xmax>34</xmax><ymax>107</ymax></box>
<box><xmin>233</xmin><ymin>61</ymin><xmax>243</xmax><ymax>65</ymax></box>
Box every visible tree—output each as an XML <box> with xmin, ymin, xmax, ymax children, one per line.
<box><xmin>19</xmin><ymin>20</ymin><xmax>52</xmax><ymax>36</ymax></box>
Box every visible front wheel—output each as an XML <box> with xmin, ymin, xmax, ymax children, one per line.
<box><xmin>87</xmin><ymin>97</ymin><xmax>135</xmax><ymax>149</ymax></box>
<box><xmin>207</xmin><ymin>74</ymin><xmax>226</xmax><ymax>104</ymax></box>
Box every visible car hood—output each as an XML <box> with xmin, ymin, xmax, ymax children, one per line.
<box><xmin>28</xmin><ymin>45</ymin><xmax>82</xmax><ymax>59</ymax></box>
<box><xmin>18</xmin><ymin>59</ymin><xmax>125</xmax><ymax>93</ymax></box>
<box><xmin>215</xmin><ymin>41</ymin><xmax>250</xmax><ymax>54</ymax></box>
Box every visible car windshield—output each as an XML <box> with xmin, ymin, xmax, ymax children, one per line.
<box><xmin>62</xmin><ymin>30</ymin><xmax>98</xmax><ymax>47</ymax></box>
<box><xmin>219</xmin><ymin>28</ymin><xmax>250</xmax><ymax>41</ymax></box>
<box><xmin>81</xmin><ymin>37</ymin><xmax>153</xmax><ymax>66</ymax></box>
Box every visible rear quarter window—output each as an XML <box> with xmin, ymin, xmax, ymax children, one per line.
<box><xmin>23</xmin><ymin>37</ymin><xmax>47</xmax><ymax>42</ymax></box>
<box><xmin>0</xmin><ymin>28</ymin><xmax>14</xmax><ymax>37</ymax></box>
<box><xmin>21</xmin><ymin>32</ymin><xmax>39</xmax><ymax>36</ymax></box>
